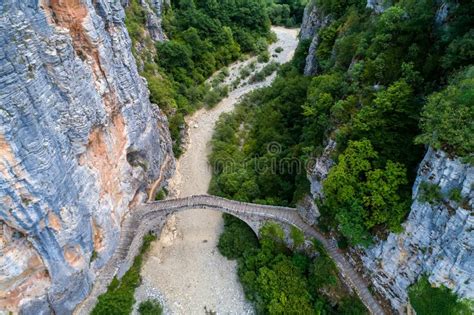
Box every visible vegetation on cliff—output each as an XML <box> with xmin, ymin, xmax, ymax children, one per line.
<box><xmin>408</xmin><ymin>276</ymin><xmax>473</xmax><ymax>315</ymax></box>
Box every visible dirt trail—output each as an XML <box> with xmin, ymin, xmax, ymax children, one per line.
<box><xmin>138</xmin><ymin>27</ymin><xmax>299</xmax><ymax>315</ymax></box>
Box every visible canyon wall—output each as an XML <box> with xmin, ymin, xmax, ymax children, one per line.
<box><xmin>301</xmin><ymin>1</ymin><xmax>473</xmax><ymax>312</ymax></box>
<box><xmin>299</xmin><ymin>0</ymin><xmax>329</xmax><ymax>76</ymax></box>
<box><xmin>362</xmin><ymin>149</ymin><xmax>473</xmax><ymax>312</ymax></box>
<box><xmin>0</xmin><ymin>0</ymin><xmax>173</xmax><ymax>313</ymax></box>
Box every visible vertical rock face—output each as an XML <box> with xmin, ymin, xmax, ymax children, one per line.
<box><xmin>140</xmin><ymin>0</ymin><xmax>168</xmax><ymax>42</ymax></box>
<box><xmin>301</xmin><ymin>0</ymin><xmax>473</xmax><ymax>310</ymax></box>
<box><xmin>0</xmin><ymin>0</ymin><xmax>174</xmax><ymax>313</ymax></box>
<box><xmin>362</xmin><ymin>149</ymin><xmax>473</xmax><ymax>311</ymax></box>
<box><xmin>308</xmin><ymin>139</ymin><xmax>336</xmax><ymax>200</ymax></box>
<box><xmin>299</xmin><ymin>1</ymin><xmax>329</xmax><ymax>76</ymax></box>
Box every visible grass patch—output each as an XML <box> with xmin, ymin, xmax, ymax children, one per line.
<box><xmin>418</xmin><ymin>182</ymin><xmax>443</xmax><ymax>205</ymax></box>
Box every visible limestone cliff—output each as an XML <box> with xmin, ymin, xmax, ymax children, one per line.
<box><xmin>361</xmin><ymin>149</ymin><xmax>473</xmax><ymax>312</ymax></box>
<box><xmin>0</xmin><ymin>0</ymin><xmax>173</xmax><ymax>313</ymax></box>
<box><xmin>299</xmin><ymin>0</ymin><xmax>329</xmax><ymax>76</ymax></box>
<box><xmin>301</xmin><ymin>0</ymin><xmax>473</xmax><ymax>312</ymax></box>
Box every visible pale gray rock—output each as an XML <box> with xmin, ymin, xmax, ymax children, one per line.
<box><xmin>361</xmin><ymin>149</ymin><xmax>474</xmax><ymax>312</ymax></box>
<box><xmin>0</xmin><ymin>0</ymin><xmax>174</xmax><ymax>313</ymax></box>
<box><xmin>366</xmin><ymin>0</ymin><xmax>389</xmax><ymax>13</ymax></box>
<box><xmin>308</xmin><ymin>139</ymin><xmax>336</xmax><ymax>200</ymax></box>
<box><xmin>296</xmin><ymin>195</ymin><xmax>320</xmax><ymax>226</ymax></box>
<box><xmin>435</xmin><ymin>0</ymin><xmax>455</xmax><ymax>25</ymax></box>
<box><xmin>299</xmin><ymin>1</ymin><xmax>329</xmax><ymax>76</ymax></box>
<box><xmin>140</xmin><ymin>0</ymin><xmax>168</xmax><ymax>42</ymax></box>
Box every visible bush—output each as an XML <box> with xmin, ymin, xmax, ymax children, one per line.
<box><xmin>138</xmin><ymin>299</ymin><xmax>163</xmax><ymax>315</ymax></box>
<box><xmin>217</xmin><ymin>214</ymin><xmax>259</xmax><ymax>259</ymax></box>
<box><xmin>275</xmin><ymin>46</ymin><xmax>284</xmax><ymax>53</ymax></box>
<box><xmin>322</xmin><ymin>140</ymin><xmax>409</xmax><ymax>245</ymax></box>
<box><xmin>239</xmin><ymin>67</ymin><xmax>252</xmax><ymax>79</ymax></box>
<box><xmin>416</xmin><ymin>67</ymin><xmax>474</xmax><ymax>158</ymax></box>
<box><xmin>408</xmin><ymin>276</ymin><xmax>472</xmax><ymax>315</ymax></box>
<box><xmin>418</xmin><ymin>182</ymin><xmax>443</xmax><ymax>205</ymax></box>
<box><xmin>248</xmin><ymin>62</ymin><xmax>279</xmax><ymax>83</ymax></box>
<box><xmin>92</xmin><ymin>234</ymin><xmax>157</xmax><ymax>315</ymax></box>
<box><xmin>204</xmin><ymin>85</ymin><xmax>229</xmax><ymax>108</ymax></box>
<box><xmin>257</xmin><ymin>51</ymin><xmax>270</xmax><ymax>63</ymax></box>
<box><xmin>154</xmin><ymin>189</ymin><xmax>167</xmax><ymax>201</ymax></box>
<box><xmin>448</xmin><ymin>188</ymin><xmax>463</xmax><ymax>203</ymax></box>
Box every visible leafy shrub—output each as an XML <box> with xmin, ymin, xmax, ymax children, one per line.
<box><xmin>239</xmin><ymin>67</ymin><xmax>252</xmax><ymax>79</ymax></box>
<box><xmin>416</xmin><ymin>67</ymin><xmax>474</xmax><ymax>159</ymax></box>
<box><xmin>418</xmin><ymin>182</ymin><xmax>443</xmax><ymax>205</ymax></box>
<box><xmin>154</xmin><ymin>189</ymin><xmax>167</xmax><ymax>201</ymax></box>
<box><xmin>218</xmin><ymin>214</ymin><xmax>259</xmax><ymax>259</ymax></box>
<box><xmin>408</xmin><ymin>276</ymin><xmax>472</xmax><ymax>315</ymax></box>
<box><xmin>323</xmin><ymin>140</ymin><xmax>409</xmax><ymax>245</ymax></box>
<box><xmin>92</xmin><ymin>234</ymin><xmax>157</xmax><ymax>315</ymax></box>
<box><xmin>448</xmin><ymin>188</ymin><xmax>463</xmax><ymax>203</ymax></box>
<box><xmin>290</xmin><ymin>226</ymin><xmax>305</xmax><ymax>248</ymax></box>
<box><xmin>257</xmin><ymin>51</ymin><xmax>270</xmax><ymax>63</ymax></box>
<box><xmin>275</xmin><ymin>46</ymin><xmax>284</xmax><ymax>53</ymax></box>
<box><xmin>90</xmin><ymin>250</ymin><xmax>98</xmax><ymax>263</ymax></box>
<box><xmin>204</xmin><ymin>85</ymin><xmax>229</xmax><ymax>108</ymax></box>
<box><xmin>248</xmin><ymin>62</ymin><xmax>279</xmax><ymax>83</ymax></box>
<box><xmin>138</xmin><ymin>299</ymin><xmax>163</xmax><ymax>315</ymax></box>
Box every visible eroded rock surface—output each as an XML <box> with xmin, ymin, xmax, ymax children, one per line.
<box><xmin>362</xmin><ymin>149</ymin><xmax>474</xmax><ymax>312</ymax></box>
<box><xmin>299</xmin><ymin>1</ymin><xmax>329</xmax><ymax>76</ymax></box>
<box><xmin>0</xmin><ymin>0</ymin><xmax>173</xmax><ymax>312</ymax></box>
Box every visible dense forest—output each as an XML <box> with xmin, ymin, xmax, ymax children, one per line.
<box><xmin>210</xmin><ymin>0</ymin><xmax>473</xmax><ymax>245</ymax></box>
<box><xmin>125</xmin><ymin>0</ymin><xmax>308</xmax><ymax>155</ymax></box>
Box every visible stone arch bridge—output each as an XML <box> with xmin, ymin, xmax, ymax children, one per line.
<box><xmin>76</xmin><ymin>195</ymin><xmax>386</xmax><ymax>315</ymax></box>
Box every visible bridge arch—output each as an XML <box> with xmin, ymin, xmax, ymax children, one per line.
<box><xmin>135</xmin><ymin>194</ymin><xmax>300</xmax><ymax>236</ymax></box>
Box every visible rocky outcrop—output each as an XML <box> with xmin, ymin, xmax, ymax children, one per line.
<box><xmin>361</xmin><ymin>149</ymin><xmax>473</xmax><ymax>312</ymax></box>
<box><xmin>366</xmin><ymin>0</ymin><xmax>389</xmax><ymax>13</ymax></box>
<box><xmin>139</xmin><ymin>0</ymin><xmax>168</xmax><ymax>42</ymax></box>
<box><xmin>308</xmin><ymin>139</ymin><xmax>336</xmax><ymax>200</ymax></box>
<box><xmin>0</xmin><ymin>0</ymin><xmax>174</xmax><ymax>313</ymax></box>
<box><xmin>299</xmin><ymin>1</ymin><xmax>329</xmax><ymax>76</ymax></box>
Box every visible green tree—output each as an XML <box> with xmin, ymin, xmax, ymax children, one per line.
<box><xmin>409</xmin><ymin>276</ymin><xmax>473</xmax><ymax>315</ymax></box>
<box><xmin>416</xmin><ymin>66</ymin><xmax>474</xmax><ymax>159</ymax></box>
<box><xmin>138</xmin><ymin>299</ymin><xmax>163</xmax><ymax>315</ymax></box>
<box><xmin>323</xmin><ymin>140</ymin><xmax>409</xmax><ymax>245</ymax></box>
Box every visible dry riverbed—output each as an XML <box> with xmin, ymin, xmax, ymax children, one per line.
<box><xmin>135</xmin><ymin>27</ymin><xmax>299</xmax><ymax>315</ymax></box>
